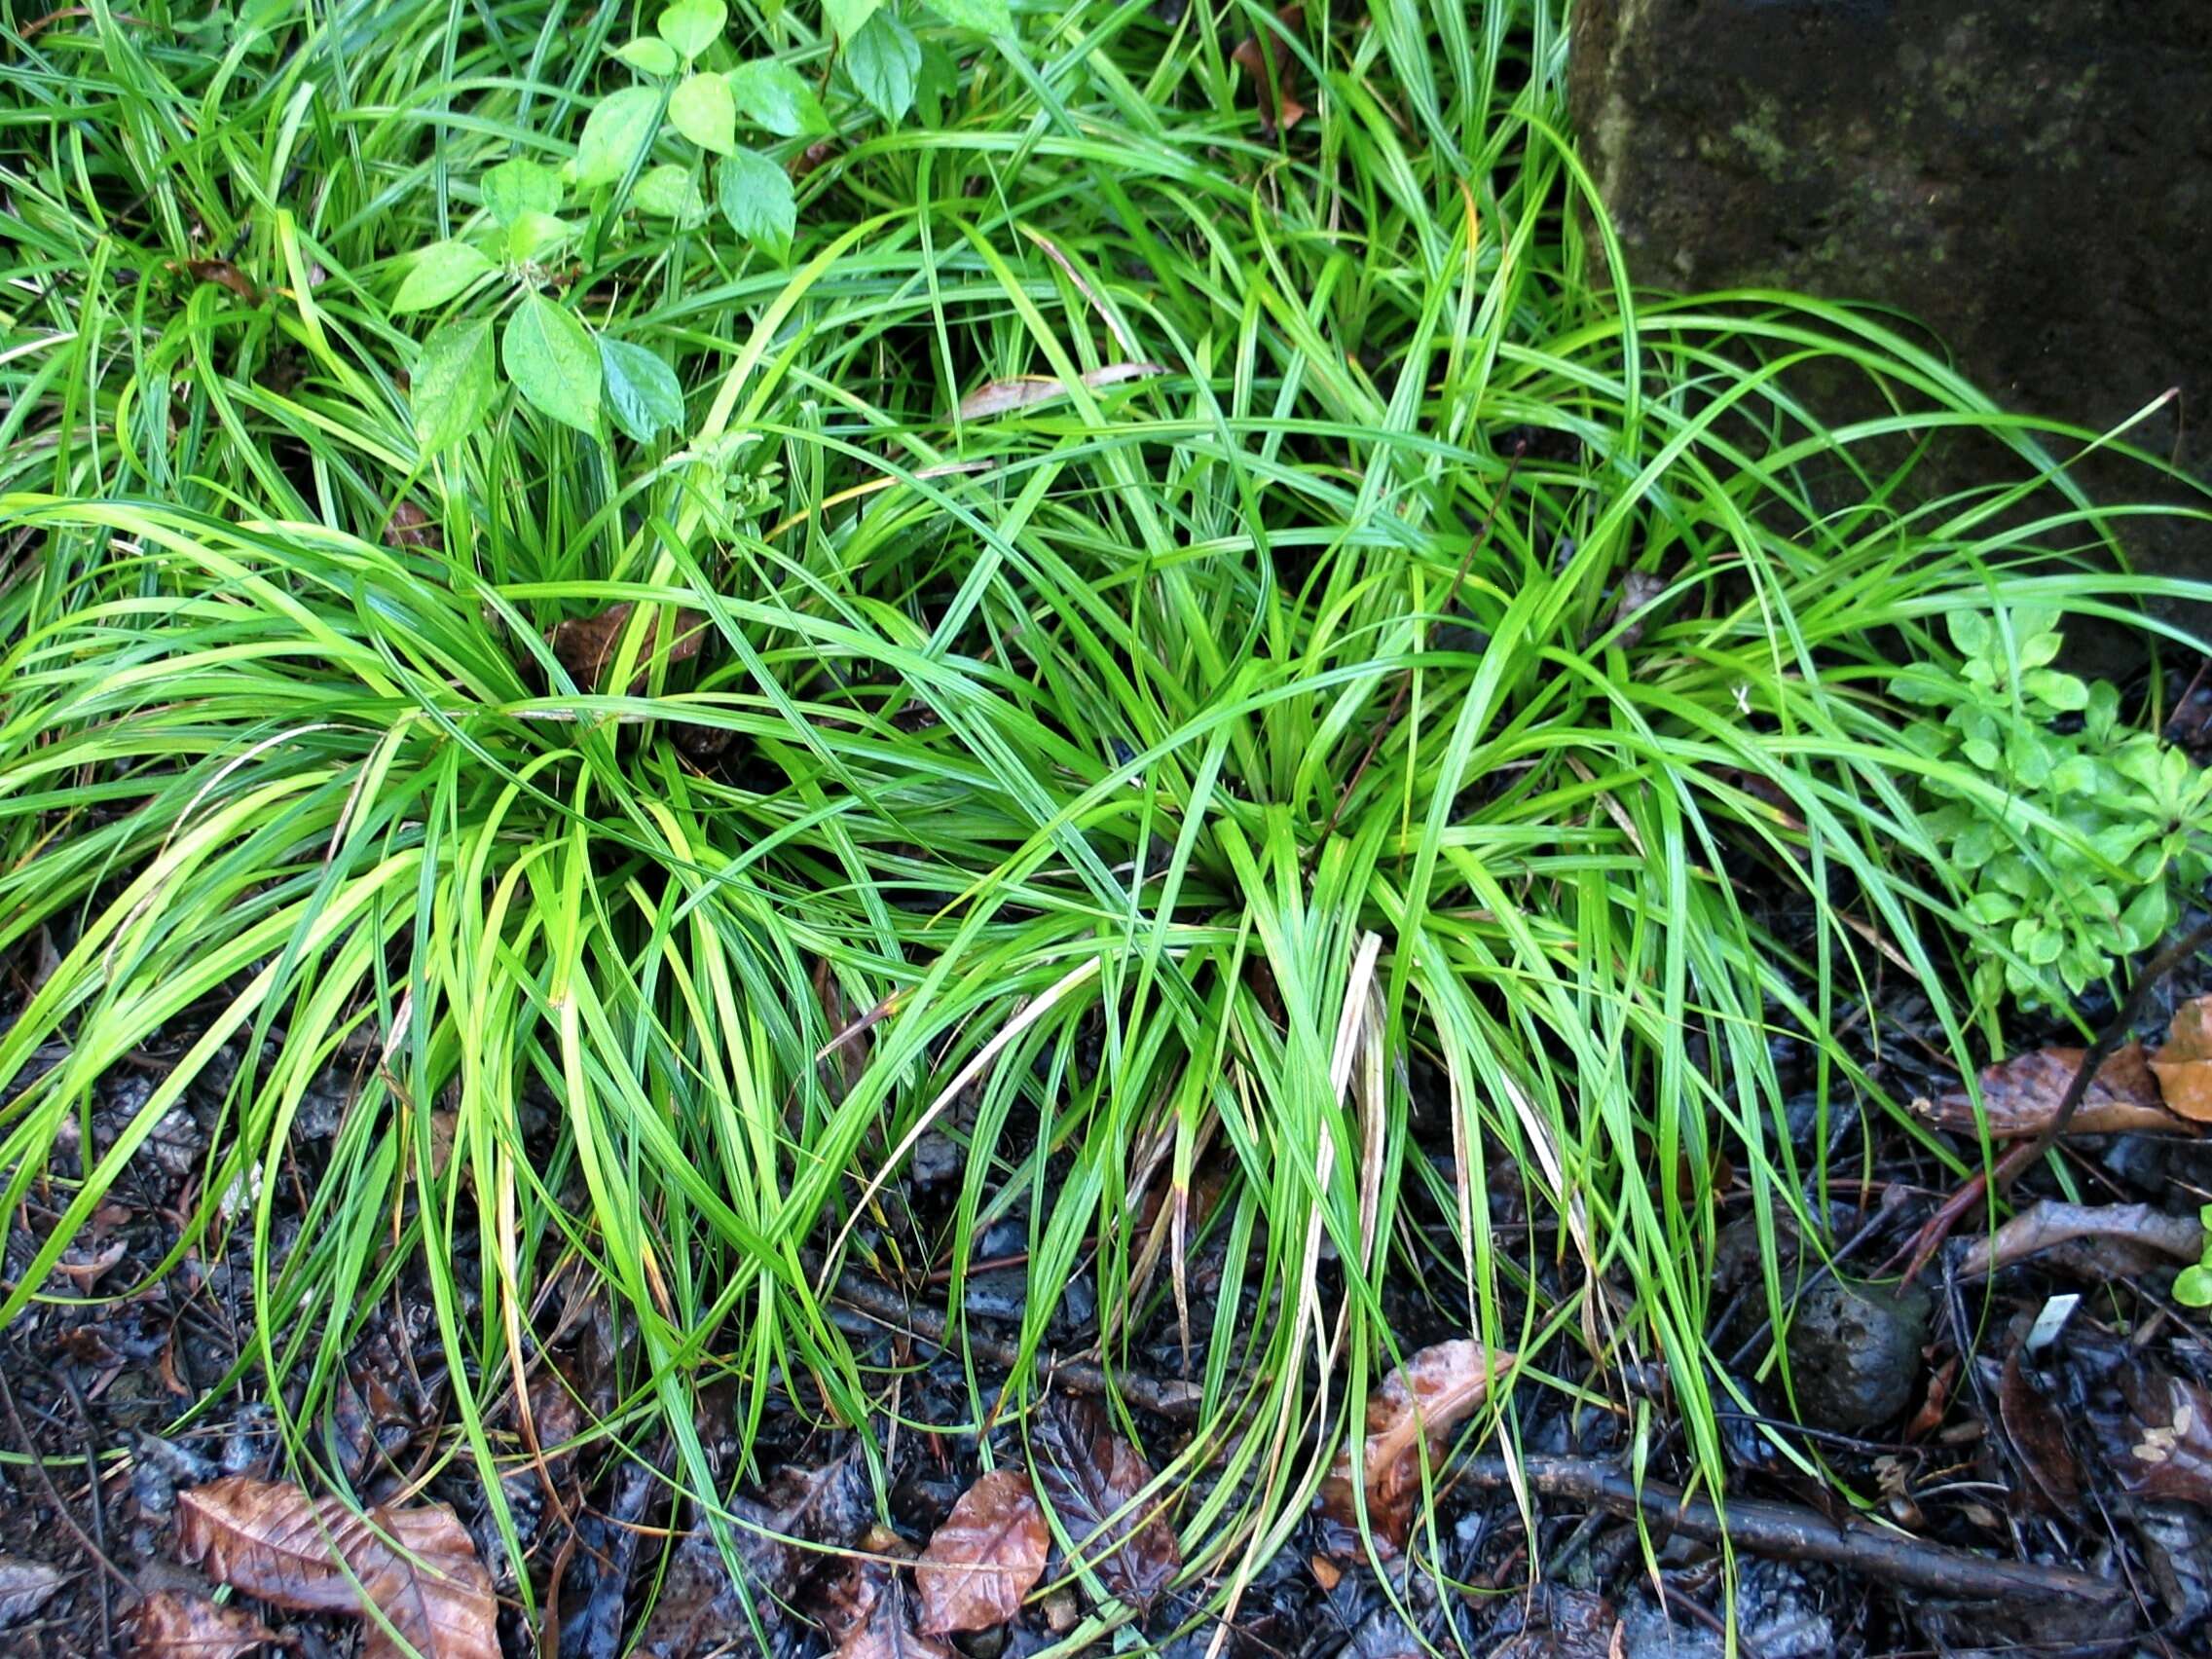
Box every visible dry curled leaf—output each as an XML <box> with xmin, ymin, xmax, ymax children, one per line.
<box><xmin>1919</xmin><ymin>1043</ymin><xmax>2184</xmax><ymax>1139</ymax></box>
<box><xmin>175</xmin><ymin>1476</ymin><xmax>496</xmax><ymax>1659</ymax></box>
<box><xmin>2124</xmin><ymin>1373</ymin><xmax>2212</xmax><ymax>1508</ymax></box>
<box><xmin>2151</xmin><ymin>996</ymin><xmax>2212</xmax><ymax>1123</ymax></box>
<box><xmin>956</xmin><ymin>362</ymin><xmax>1166</xmax><ymax>423</ymax></box>
<box><xmin>175</xmin><ymin>260</ymin><xmax>260</xmax><ymax>303</ymax></box>
<box><xmin>1230</xmin><ymin>8</ymin><xmax>1308</xmax><ymax>136</ymax></box>
<box><xmin>1957</xmin><ymin>1199</ymin><xmax>2204</xmax><ymax>1281</ymax></box>
<box><xmin>819</xmin><ymin>1528</ymin><xmax>950</xmax><ymax>1659</ymax></box>
<box><xmin>124</xmin><ymin>1590</ymin><xmax>283</xmax><ymax>1657</ymax></box>
<box><xmin>914</xmin><ymin>1468</ymin><xmax>1049</xmax><ymax>1634</ymax></box>
<box><xmin>382</xmin><ymin>500</ymin><xmax>441</xmax><ymax>551</ymax></box>
<box><xmin>546</xmin><ymin>601</ymin><xmax>708</xmax><ymax>693</ymax></box>
<box><xmin>1028</xmin><ymin>1395</ymin><xmax>1180</xmax><ymax>1615</ymax></box>
<box><xmin>1319</xmin><ymin>1340</ymin><xmax>1516</xmax><ymax>1550</ymax></box>
<box><xmin>0</xmin><ymin>1558</ymin><xmax>66</xmax><ymax>1629</ymax></box>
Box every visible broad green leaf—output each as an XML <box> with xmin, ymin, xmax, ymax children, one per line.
<box><xmin>502</xmin><ymin>295</ymin><xmax>601</xmax><ymax>432</ymax></box>
<box><xmin>670</xmin><ymin>71</ymin><xmax>737</xmax><ymax>154</ymax></box>
<box><xmin>411</xmin><ymin>320</ymin><xmax>497</xmax><ymax>453</ymax></box>
<box><xmin>1946</xmin><ymin>610</ymin><xmax>1991</xmax><ymax>657</ymax></box>
<box><xmin>482</xmin><ymin>158</ymin><xmax>563</xmax><ymax>226</ymax></box>
<box><xmin>725</xmin><ymin>59</ymin><xmax>830</xmax><ymax>137</ymax></box>
<box><xmin>572</xmin><ymin>86</ymin><xmax>662</xmax><ymax>188</ymax></box>
<box><xmin>656</xmin><ymin>0</ymin><xmax>726</xmax><ymax>59</ymax></box>
<box><xmin>598</xmin><ymin>337</ymin><xmax>685</xmax><ymax>442</ymax></box>
<box><xmin>718</xmin><ymin>148</ymin><xmax>795</xmax><ymax>251</ymax></box>
<box><xmin>923</xmin><ymin>0</ymin><xmax>1010</xmax><ymax>32</ymax></box>
<box><xmin>392</xmin><ymin>240</ymin><xmax>496</xmax><ymax>312</ymax></box>
<box><xmin>505</xmin><ymin>210</ymin><xmax>577</xmax><ymax>263</ymax></box>
<box><xmin>915</xmin><ymin>37</ymin><xmax>958</xmax><ymax>124</ymax></box>
<box><xmin>633</xmin><ymin>165</ymin><xmax>709</xmax><ymax>223</ymax></box>
<box><xmin>843</xmin><ymin>11</ymin><xmax>919</xmax><ymax>124</ymax></box>
<box><xmin>613</xmin><ymin>36</ymin><xmax>682</xmax><ymax>76</ymax></box>
<box><xmin>824</xmin><ymin>0</ymin><xmax>881</xmax><ymax>43</ymax></box>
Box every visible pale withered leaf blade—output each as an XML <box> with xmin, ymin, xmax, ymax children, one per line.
<box><xmin>956</xmin><ymin>362</ymin><xmax>1166</xmax><ymax>422</ymax></box>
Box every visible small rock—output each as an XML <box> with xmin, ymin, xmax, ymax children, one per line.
<box><xmin>1784</xmin><ymin>1275</ymin><xmax>1929</xmax><ymax>1431</ymax></box>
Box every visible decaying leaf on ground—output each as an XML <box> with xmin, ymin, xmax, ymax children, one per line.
<box><xmin>124</xmin><ymin>1590</ymin><xmax>284</xmax><ymax>1657</ymax></box>
<box><xmin>1319</xmin><ymin>1340</ymin><xmax>1517</xmax><ymax>1550</ymax></box>
<box><xmin>820</xmin><ymin>1528</ymin><xmax>951</xmax><ymax>1659</ymax></box>
<box><xmin>546</xmin><ymin>601</ymin><xmax>709</xmax><ymax>693</ymax></box>
<box><xmin>174</xmin><ymin>1475</ymin><xmax>497</xmax><ymax>1659</ymax></box>
<box><xmin>1231</xmin><ymin>7</ymin><xmax>1308</xmax><ymax>136</ymax></box>
<box><xmin>1028</xmin><ymin>1394</ymin><xmax>1181</xmax><ymax>1615</ymax></box>
<box><xmin>1918</xmin><ymin>1043</ymin><xmax>2185</xmax><ymax>1139</ymax></box>
<box><xmin>382</xmin><ymin>500</ymin><xmax>441</xmax><ymax>550</ymax></box>
<box><xmin>1957</xmin><ymin>1199</ymin><xmax>2207</xmax><ymax>1281</ymax></box>
<box><xmin>2150</xmin><ymin>995</ymin><xmax>2212</xmax><ymax>1122</ymax></box>
<box><xmin>638</xmin><ymin>1454</ymin><xmax>873</xmax><ymax>1655</ymax></box>
<box><xmin>914</xmin><ymin>1468</ymin><xmax>1049</xmax><ymax>1634</ymax></box>
<box><xmin>0</xmin><ymin>1558</ymin><xmax>66</xmax><ymax>1629</ymax></box>
<box><xmin>2122</xmin><ymin>1373</ymin><xmax>2212</xmax><ymax>1508</ymax></box>
<box><xmin>1999</xmin><ymin>1349</ymin><xmax>2082</xmax><ymax>1512</ymax></box>
<box><xmin>174</xmin><ymin>259</ymin><xmax>260</xmax><ymax>303</ymax></box>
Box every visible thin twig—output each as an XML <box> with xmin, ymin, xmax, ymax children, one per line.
<box><xmin>50</xmin><ymin>1366</ymin><xmax>114</xmax><ymax>1656</ymax></box>
<box><xmin>830</xmin><ymin>1274</ymin><xmax>1204</xmax><ymax>1421</ymax></box>
<box><xmin>0</xmin><ymin>1368</ymin><xmax>136</xmax><ymax>1599</ymax></box>
<box><xmin>1454</xmin><ymin>1455</ymin><xmax>2123</xmax><ymax>1604</ymax></box>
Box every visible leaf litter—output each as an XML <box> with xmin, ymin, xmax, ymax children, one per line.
<box><xmin>1918</xmin><ymin>1041</ymin><xmax>2188</xmax><ymax>1138</ymax></box>
<box><xmin>819</xmin><ymin>1528</ymin><xmax>951</xmax><ymax>1659</ymax></box>
<box><xmin>1027</xmin><ymin>1394</ymin><xmax>1181</xmax><ymax>1616</ymax></box>
<box><xmin>2149</xmin><ymin>994</ymin><xmax>2212</xmax><ymax>1120</ymax></box>
<box><xmin>913</xmin><ymin>1467</ymin><xmax>1049</xmax><ymax>1634</ymax></box>
<box><xmin>1319</xmin><ymin>1340</ymin><xmax>1517</xmax><ymax>1551</ymax></box>
<box><xmin>122</xmin><ymin>1590</ymin><xmax>284</xmax><ymax>1658</ymax></box>
<box><xmin>174</xmin><ymin>1475</ymin><xmax>497</xmax><ymax>1659</ymax></box>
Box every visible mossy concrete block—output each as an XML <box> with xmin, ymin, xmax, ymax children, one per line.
<box><xmin>1569</xmin><ymin>0</ymin><xmax>2212</xmax><ymax>611</ymax></box>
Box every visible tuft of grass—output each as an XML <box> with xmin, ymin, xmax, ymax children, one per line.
<box><xmin>4</xmin><ymin>0</ymin><xmax>2209</xmax><ymax>1642</ymax></box>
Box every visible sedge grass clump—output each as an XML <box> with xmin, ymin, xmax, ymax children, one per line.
<box><xmin>4</xmin><ymin>0</ymin><xmax>2212</xmax><ymax>1640</ymax></box>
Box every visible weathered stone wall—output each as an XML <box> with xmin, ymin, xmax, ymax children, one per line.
<box><xmin>1568</xmin><ymin>0</ymin><xmax>2212</xmax><ymax>605</ymax></box>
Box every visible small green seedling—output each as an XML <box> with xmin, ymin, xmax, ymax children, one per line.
<box><xmin>2176</xmin><ymin>1205</ymin><xmax>2212</xmax><ymax>1307</ymax></box>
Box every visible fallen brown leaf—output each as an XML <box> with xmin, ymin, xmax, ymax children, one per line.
<box><xmin>0</xmin><ymin>1558</ymin><xmax>66</xmax><ymax>1629</ymax></box>
<box><xmin>175</xmin><ymin>1476</ymin><xmax>496</xmax><ymax>1659</ymax></box>
<box><xmin>1956</xmin><ymin>1199</ymin><xmax>2205</xmax><ymax>1281</ymax></box>
<box><xmin>1230</xmin><ymin>8</ymin><xmax>1309</xmax><ymax>136</ymax></box>
<box><xmin>546</xmin><ymin>601</ymin><xmax>708</xmax><ymax>693</ymax></box>
<box><xmin>914</xmin><ymin>1468</ymin><xmax>1049</xmax><ymax>1634</ymax></box>
<box><xmin>2151</xmin><ymin>996</ymin><xmax>2212</xmax><ymax>1123</ymax></box>
<box><xmin>2124</xmin><ymin>1373</ymin><xmax>2212</xmax><ymax>1508</ymax></box>
<box><xmin>1998</xmin><ymin>1351</ymin><xmax>2081</xmax><ymax>1513</ymax></box>
<box><xmin>1319</xmin><ymin>1340</ymin><xmax>1516</xmax><ymax>1550</ymax></box>
<box><xmin>1028</xmin><ymin>1395</ymin><xmax>1180</xmax><ymax>1615</ymax></box>
<box><xmin>124</xmin><ymin>1590</ymin><xmax>283</xmax><ymax>1657</ymax></box>
<box><xmin>956</xmin><ymin>362</ymin><xmax>1166</xmax><ymax>423</ymax></box>
<box><xmin>639</xmin><ymin>1456</ymin><xmax>872</xmax><ymax>1656</ymax></box>
<box><xmin>175</xmin><ymin>260</ymin><xmax>260</xmax><ymax>303</ymax></box>
<box><xmin>820</xmin><ymin>1529</ymin><xmax>950</xmax><ymax>1659</ymax></box>
<box><xmin>1919</xmin><ymin>1043</ymin><xmax>2185</xmax><ymax>1139</ymax></box>
<box><xmin>383</xmin><ymin>501</ymin><xmax>441</xmax><ymax>551</ymax></box>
